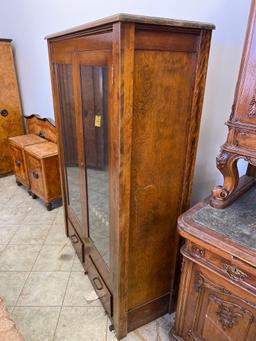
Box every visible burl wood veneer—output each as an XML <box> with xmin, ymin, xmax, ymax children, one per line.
<box><xmin>24</xmin><ymin>141</ymin><xmax>61</xmax><ymax>211</ymax></box>
<box><xmin>171</xmin><ymin>186</ymin><xmax>256</xmax><ymax>341</ymax></box>
<box><xmin>0</xmin><ymin>39</ymin><xmax>24</xmax><ymax>176</ymax></box>
<box><xmin>8</xmin><ymin>114</ymin><xmax>61</xmax><ymax>210</ymax></box>
<box><xmin>211</xmin><ymin>0</ymin><xmax>256</xmax><ymax>208</ymax></box>
<box><xmin>46</xmin><ymin>14</ymin><xmax>214</xmax><ymax>339</ymax></box>
<box><xmin>9</xmin><ymin>134</ymin><xmax>46</xmax><ymax>187</ymax></box>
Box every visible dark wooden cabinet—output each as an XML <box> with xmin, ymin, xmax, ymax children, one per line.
<box><xmin>171</xmin><ymin>188</ymin><xmax>256</xmax><ymax>341</ymax></box>
<box><xmin>47</xmin><ymin>14</ymin><xmax>214</xmax><ymax>339</ymax></box>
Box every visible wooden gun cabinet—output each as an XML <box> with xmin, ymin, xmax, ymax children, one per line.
<box><xmin>46</xmin><ymin>14</ymin><xmax>214</xmax><ymax>339</ymax></box>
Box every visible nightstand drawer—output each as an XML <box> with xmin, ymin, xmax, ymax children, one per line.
<box><xmin>26</xmin><ymin>155</ymin><xmax>44</xmax><ymax>197</ymax></box>
<box><xmin>9</xmin><ymin>145</ymin><xmax>28</xmax><ymax>185</ymax></box>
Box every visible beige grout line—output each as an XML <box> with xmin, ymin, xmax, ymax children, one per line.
<box><xmin>51</xmin><ymin>254</ymin><xmax>75</xmax><ymax>340</ymax></box>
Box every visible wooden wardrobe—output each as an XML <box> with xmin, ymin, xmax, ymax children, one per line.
<box><xmin>46</xmin><ymin>14</ymin><xmax>214</xmax><ymax>339</ymax></box>
<box><xmin>0</xmin><ymin>39</ymin><xmax>24</xmax><ymax>176</ymax></box>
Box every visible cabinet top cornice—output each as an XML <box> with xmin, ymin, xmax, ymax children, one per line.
<box><xmin>45</xmin><ymin>13</ymin><xmax>215</xmax><ymax>40</ymax></box>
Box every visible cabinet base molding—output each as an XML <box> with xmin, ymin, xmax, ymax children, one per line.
<box><xmin>128</xmin><ymin>293</ymin><xmax>170</xmax><ymax>332</ymax></box>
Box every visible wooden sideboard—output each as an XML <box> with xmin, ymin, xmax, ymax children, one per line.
<box><xmin>171</xmin><ymin>183</ymin><xmax>256</xmax><ymax>341</ymax></box>
<box><xmin>46</xmin><ymin>14</ymin><xmax>214</xmax><ymax>339</ymax></box>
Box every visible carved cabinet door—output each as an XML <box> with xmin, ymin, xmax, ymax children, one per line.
<box><xmin>182</xmin><ymin>263</ymin><xmax>256</xmax><ymax>341</ymax></box>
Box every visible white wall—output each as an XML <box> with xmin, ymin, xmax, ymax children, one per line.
<box><xmin>0</xmin><ymin>0</ymin><xmax>251</xmax><ymax>203</ymax></box>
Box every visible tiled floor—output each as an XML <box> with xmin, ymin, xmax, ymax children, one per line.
<box><xmin>0</xmin><ymin>175</ymin><xmax>174</xmax><ymax>340</ymax></box>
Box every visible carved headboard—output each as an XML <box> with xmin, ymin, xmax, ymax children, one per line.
<box><xmin>25</xmin><ymin>114</ymin><xmax>57</xmax><ymax>143</ymax></box>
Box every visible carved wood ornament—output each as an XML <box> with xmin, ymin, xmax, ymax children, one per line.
<box><xmin>248</xmin><ymin>94</ymin><xmax>256</xmax><ymax>117</ymax></box>
<box><xmin>211</xmin><ymin>1</ymin><xmax>256</xmax><ymax>208</ymax></box>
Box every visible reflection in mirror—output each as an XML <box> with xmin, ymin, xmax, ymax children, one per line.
<box><xmin>80</xmin><ymin>65</ymin><xmax>110</xmax><ymax>267</ymax></box>
<box><xmin>57</xmin><ymin>64</ymin><xmax>82</xmax><ymax>222</ymax></box>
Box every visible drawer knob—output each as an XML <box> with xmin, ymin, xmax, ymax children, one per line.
<box><xmin>0</xmin><ymin>109</ymin><xmax>8</xmax><ymax>117</ymax></box>
<box><xmin>223</xmin><ymin>264</ymin><xmax>247</xmax><ymax>281</ymax></box>
<box><xmin>93</xmin><ymin>277</ymin><xmax>103</xmax><ymax>290</ymax></box>
<box><xmin>15</xmin><ymin>160</ymin><xmax>21</xmax><ymax>167</ymax></box>
<box><xmin>32</xmin><ymin>171</ymin><xmax>39</xmax><ymax>179</ymax></box>
<box><xmin>70</xmin><ymin>234</ymin><xmax>79</xmax><ymax>244</ymax></box>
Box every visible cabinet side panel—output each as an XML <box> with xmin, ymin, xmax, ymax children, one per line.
<box><xmin>128</xmin><ymin>49</ymin><xmax>197</xmax><ymax>309</ymax></box>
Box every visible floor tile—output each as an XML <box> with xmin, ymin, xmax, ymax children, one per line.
<box><xmin>72</xmin><ymin>255</ymin><xmax>84</xmax><ymax>272</ymax></box>
<box><xmin>107</xmin><ymin>314</ymin><xmax>174</xmax><ymax>341</ymax></box>
<box><xmin>54</xmin><ymin>307</ymin><xmax>107</xmax><ymax>341</ymax></box>
<box><xmin>0</xmin><ymin>244</ymin><xmax>7</xmax><ymax>254</ymax></box>
<box><xmin>12</xmin><ymin>307</ymin><xmax>60</xmax><ymax>341</ymax></box>
<box><xmin>54</xmin><ymin>208</ymin><xmax>65</xmax><ymax>224</ymax></box>
<box><xmin>0</xmin><ymin>244</ymin><xmax>41</xmax><ymax>271</ymax></box>
<box><xmin>17</xmin><ymin>272</ymin><xmax>70</xmax><ymax>306</ymax></box>
<box><xmin>0</xmin><ymin>272</ymin><xmax>29</xmax><ymax>306</ymax></box>
<box><xmin>63</xmin><ymin>272</ymin><xmax>102</xmax><ymax>307</ymax></box>
<box><xmin>0</xmin><ymin>207</ymin><xmax>29</xmax><ymax>225</ymax></box>
<box><xmin>0</xmin><ymin>225</ymin><xmax>19</xmax><ymax>244</ymax></box>
<box><xmin>23</xmin><ymin>207</ymin><xmax>57</xmax><ymax>225</ymax></box>
<box><xmin>4</xmin><ymin>187</ymin><xmax>31</xmax><ymax>207</ymax></box>
<box><xmin>33</xmin><ymin>244</ymin><xmax>74</xmax><ymax>271</ymax></box>
<box><xmin>10</xmin><ymin>224</ymin><xmax>50</xmax><ymax>244</ymax></box>
<box><xmin>44</xmin><ymin>223</ymin><xmax>68</xmax><ymax>245</ymax></box>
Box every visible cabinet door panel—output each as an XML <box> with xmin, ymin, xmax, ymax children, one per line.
<box><xmin>78</xmin><ymin>52</ymin><xmax>111</xmax><ymax>268</ymax></box>
<box><xmin>56</xmin><ymin>62</ymin><xmax>84</xmax><ymax>232</ymax></box>
<box><xmin>183</xmin><ymin>263</ymin><xmax>256</xmax><ymax>341</ymax></box>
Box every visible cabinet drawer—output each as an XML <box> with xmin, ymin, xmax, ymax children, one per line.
<box><xmin>9</xmin><ymin>145</ymin><xmax>28</xmax><ymax>185</ymax></box>
<box><xmin>26</xmin><ymin>155</ymin><xmax>44</xmax><ymax>197</ymax></box>
<box><xmin>187</xmin><ymin>243</ymin><xmax>256</xmax><ymax>293</ymax></box>
<box><xmin>68</xmin><ymin>220</ymin><xmax>84</xmax><ymax>263</ymax></box>
<box><xmin>86</xmin><ymin>256</ymin><xmax>112</xmax><ymax>317</ymax></box>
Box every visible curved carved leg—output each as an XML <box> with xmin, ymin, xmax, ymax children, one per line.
<box><xmin>211</xmin><ymin>151</ymin><xmax>239</xmax><ymax>207</ymax></box>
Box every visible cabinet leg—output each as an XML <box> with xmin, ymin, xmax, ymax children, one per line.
<box><xmin>46</xmin><ymin>202</ymin><xmax>52</xmax><ymax>211</ymax></box>
<box><xmin>31</xmin><ymin>193</ymin><xmax>38</xmax><ymax>199</ymax></box>
<box><xmin>28</xmin><ymin>190</ymin><xmax>32</xmax><ymax>196</ymax></box>
<box><xmin>211</xmin><ymin>151</ymin><xmax>239</xmax><ymax>208</ymax></box>
<box><xmin>16</xmin><ymin>180</ymin><xmax>22</xmax><ymax>186</ymax></box>
<box><xmin>109</xmin><ymin>325</ymin><xmax>115</xmax><ymax>332</ymax></box>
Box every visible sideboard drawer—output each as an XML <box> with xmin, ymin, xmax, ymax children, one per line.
<box><xmin>9</xmin><ymin>145</ymin><xmax>28</xmax><ymax>185</ymax></box>
<box><xmin>26</xmin><ymin>155</ymin><xmax>44</xmax><ymax>197</ymax></box>
<box><xmin>187</xmin><ymin>243</ymin><xmax>256</xmax><ymax>293</ymax></box>
<box><xmin>68</xmin><ymin>220</ymin><xmax>84</xmax><ymax>263</ymax></box>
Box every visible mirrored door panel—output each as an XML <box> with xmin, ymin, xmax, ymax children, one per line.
<box><xmin>80</xmin><ymin>61</ymin><xmax>110</xmax><ymax>267</ymax></box>
<box><xmin>56</xmin><ymin>63</ymin><xmax>83</xmax><ymax>224</ymax></box>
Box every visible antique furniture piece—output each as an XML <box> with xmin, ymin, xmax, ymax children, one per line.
<box><xmin>9</xmin><ymin>134</ymin><xmax>46</xmax><ymax>187</ymax></box>
<box><xmin>9</xmin><ymin>114</ymin><xmax>61</xmax><ymax>210</ymax></box>
<box><xmin>46</xmin><ymin>14</ymin><xmax>214</xmax><ymax>339</ymax></box>
<box><xmin>171</xmin><ymin>187</ymin><xmax>256</xmax><ymax>341</ymax></box>
<box><xmin>211</xmin><ymin>0</ymin><xmax>256</xmax><ymax>208</ymax></box>
<box><xmin>0</xmin><ymin>39</ymin><xmax>24</xmax><ymax>176</ymax></box>
<box><xmin>24</xmin><ymin>141</ymin><xmax>61</xmax><ymax>210</ymax></box>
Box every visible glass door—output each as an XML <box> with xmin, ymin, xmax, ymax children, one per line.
<box><xmin>55</xmin><ymin>54</ymin><xmax>85</xmax><ymax>238</ymax></box>
<box><xmin>77</xmin><ymin>51</ymin><xmax>112</xmax><ymax>268</ymax></box>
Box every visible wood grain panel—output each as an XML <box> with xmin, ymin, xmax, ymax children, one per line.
<box><xmin>135</xmin><ymin>29</ymin><xmax>200</xmax><ymax>52</ymax></box>
<box><xmin>0</xmin><ymin>41</ymin><xmax>24</xmax><ymax>175</ymax></box>
<box><xmin>128</xmin><ymin>50</ymin><xmax>196</xmax><ymax>309</ymax></box>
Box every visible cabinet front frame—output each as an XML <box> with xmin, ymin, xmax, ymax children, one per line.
<box><xmin>50</xmin><ymin>50</ymin><xmax>87</xmax><ymax>239</ymax></box>
<box><xmin>74</xmin><ymin>49</ymin><xmax>113</xmax><ymax>288</ymax></box>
